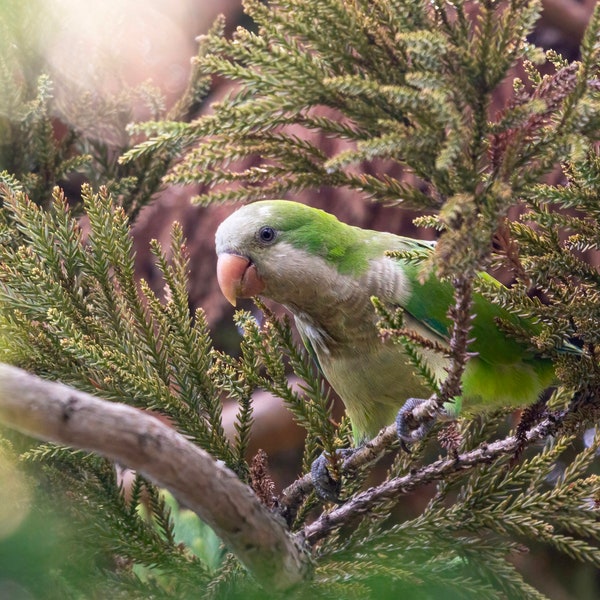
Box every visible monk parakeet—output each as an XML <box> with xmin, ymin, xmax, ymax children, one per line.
<box><xmin>215</xmin><ymin>200</ymin><xmax>557</xmax><ymax>451</ymax></box>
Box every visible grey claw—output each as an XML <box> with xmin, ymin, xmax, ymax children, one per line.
<box><xmin>396</xmin><ymin>397</ymin><xmax>436</xmax><ymax>445</ymax></box>
<box><xmin>310</xmin><ymin>448</ymin><xmax>354</xmax><ymax>503</ymax></box>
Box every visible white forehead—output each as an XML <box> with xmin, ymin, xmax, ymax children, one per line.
<box><xmin>215</xmin><ymin>202</ymin><xmax>275</xmax><ymax>253</ymax></box>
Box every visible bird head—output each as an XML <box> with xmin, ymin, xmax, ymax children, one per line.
<box><xmin>215</xmin><ymin>200</ymin><xmax>366</xmax><ymax>307</ymax></box>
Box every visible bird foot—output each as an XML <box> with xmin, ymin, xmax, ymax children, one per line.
<box><xmin>396</xmin><ymin>397</ymin><xmax>437</xmax><ymax>446</ymax></box>
<box><xmin>310</xmin><ymin>448</ymin><xmax>355</xmax><ymax>503</ymax></box>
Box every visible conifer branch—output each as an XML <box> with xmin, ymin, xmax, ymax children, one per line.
<box><xmin>3</xmin><ymin>1</ymin><xmax>600</xmax><ymax>595</ymax></box>
<box><xmin>302</xmin><ymin>408</ymin><xmax>564</xmax><ymax>546</ymax></box>
<box><xmin>0</xmin><ymin>363</ymin><xmax>310</xmax><ymax>592</ymax></box>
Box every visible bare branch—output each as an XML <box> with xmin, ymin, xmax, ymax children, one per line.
<box><xmin>280</xmin><ymin>423</ymin><xmax>398</xmax><ymax>523</ymax></box>
<box><xmin>301</xmin><ymin>412</ymin><xmax>562</xmax><ymax>545</ymax></box>
<box><xmin>0</xmin><ymin>364</ymin><xmax>310</xmax><ymax>591</ymax></box>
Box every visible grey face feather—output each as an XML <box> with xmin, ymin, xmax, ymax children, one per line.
<box><xmin>215</xmin><ymin>202</ymin><xmax>413</xmax><ymax>345</ymax></box>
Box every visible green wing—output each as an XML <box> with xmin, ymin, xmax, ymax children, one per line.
<box><xmin>415</xmin><ymin>276</ymin><xmax>530</xmax><ymax>363</ymax></box>
<box><xmin>393</xmin><ymin>244</ymin><xmax>560</xmax><ymax>409</ymax></box>
<box><xmin>394</xmin><ymin>245</ymin><xmax>538</xmax><ymax>366</ymax></box>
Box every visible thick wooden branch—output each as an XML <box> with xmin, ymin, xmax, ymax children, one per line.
<box><xmin>0</xmin><ymin>364</ymin><xmax>310</xmax><ymax>591</ymax></box>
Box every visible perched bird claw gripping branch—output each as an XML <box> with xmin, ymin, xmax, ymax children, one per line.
<box><xmin>395</xmin><ymin>397</ymin><xmax>438</xmax><ymax>446</ymax></box>
<box><xmin>310</xmin><ymin>448</ymin><xmax>355</xmax><ymax>503</ymax></box>
<box><xmin>215</xmin><ymin>200</ymin><xmax>571</xmax><ymax>500</ymax></box>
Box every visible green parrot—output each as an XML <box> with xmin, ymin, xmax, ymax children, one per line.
<box><xmin>215</xmin><ymin>200</ymin><xmax>557</xmax><ymax>449</ymax></box>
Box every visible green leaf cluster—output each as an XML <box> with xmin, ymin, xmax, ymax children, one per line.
<box><xmin>0</xmin><ymin>183</ymin><xmax>337</xmax><ymax>596</ymax></box>
<box><xmin>1</xmin><ymin>0</ymin><xmax>600</xmax><ymax>598</ymax></box>
<box><xmin>0</xmin><ymin>0</ymin><xmax>205</xmax><ymax>219</ymax></box>
<box><xmin>308</xmin><ymin>420</ymin><xmax>600</xmax><ymax>600</ymax></box>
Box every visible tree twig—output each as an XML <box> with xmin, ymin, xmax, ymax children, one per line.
<box><xmin>399</xmin><ymin>275</ymin><xmax>475</xmax><ymax>438</ymax></box>
<box><xmin>301</xmin><ymin>411</ymin><xmax>563</xmax><ymax>545</ymax></box>
<box><xmin>0</xmin><ymin>363</ymin><xmax>310</xmax><ymax>592</ymax></box>
<box><xmin>279</xmin><ymin>422</ymin><xmax>399</xmax><ymax>523</ymax></box>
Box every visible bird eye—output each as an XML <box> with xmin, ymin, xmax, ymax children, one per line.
<box><xmin>258</xmin><ymin>226</ymin><xmax>276</xmax><ymax>244</ymax></box>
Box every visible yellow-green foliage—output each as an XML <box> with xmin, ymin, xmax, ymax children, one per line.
<box><xmin>2</xmin><ymin>1</ymin><xmax>600</xmax><ymax>598</ymax></box>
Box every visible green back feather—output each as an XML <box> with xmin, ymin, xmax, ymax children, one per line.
<box><xmin>400</xmin><ymin>261</ymin><xmax>557</xmax><ymax>410</ymax></box>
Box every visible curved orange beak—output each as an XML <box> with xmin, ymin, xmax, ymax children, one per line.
<box><xmin>216</xmin><ymin>253</ymin><xmax>265</xmax><ymax>306</ymax></box>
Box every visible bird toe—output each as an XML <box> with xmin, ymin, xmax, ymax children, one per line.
<box><xmin>396</xmin><ymin>397</ymin><xmax>437</xmax><ymax>445</ymax></box>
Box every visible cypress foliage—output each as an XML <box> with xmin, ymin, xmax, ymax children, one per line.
<box><xmin>1</xmin><ymin>1</ymin><xmax>600</xmax><ymax>598</ymax></box>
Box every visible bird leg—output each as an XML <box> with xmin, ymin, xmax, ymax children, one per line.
<box><xmin>313</xmin><ymin>397</ymin><xmax>442</xmax><ymax>501</ymax></box>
